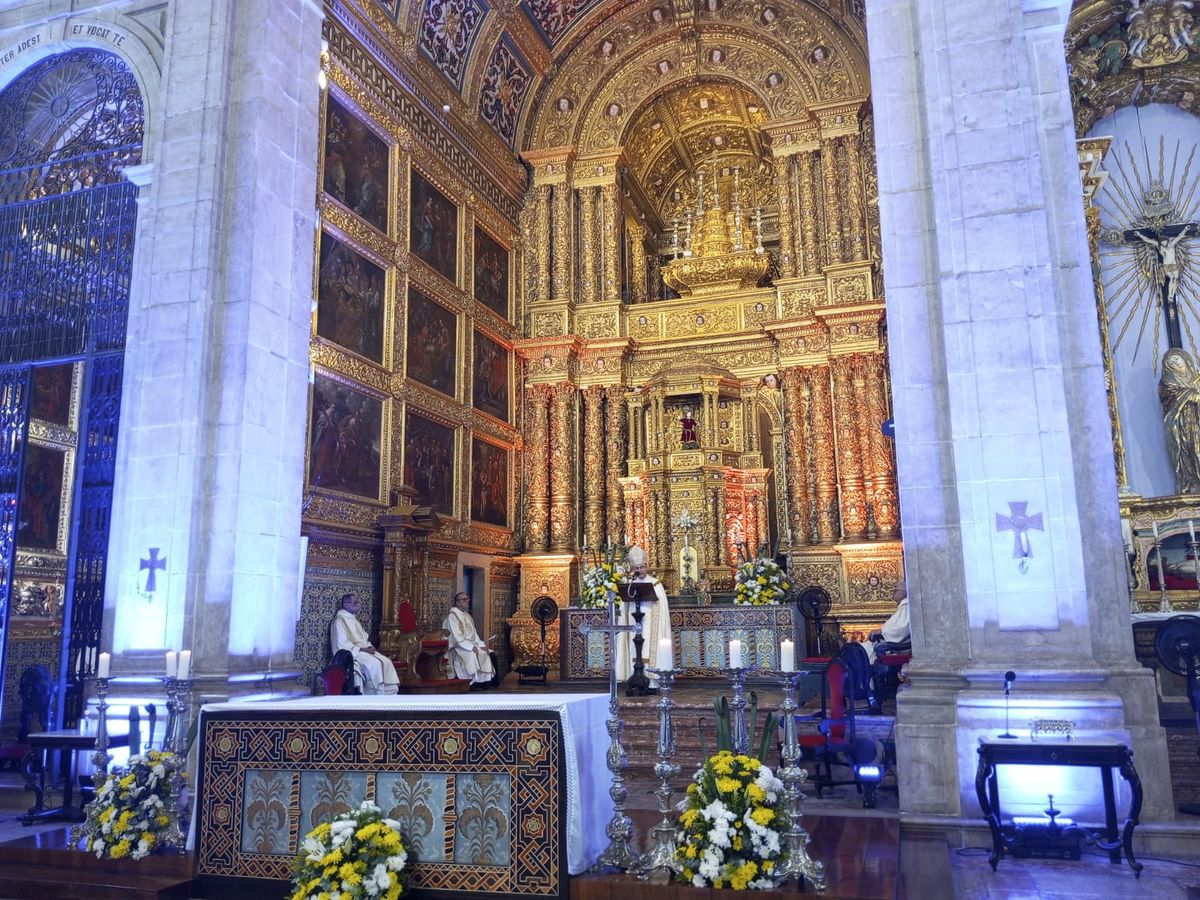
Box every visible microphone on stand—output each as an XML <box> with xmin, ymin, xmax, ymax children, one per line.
<box><xmin>999</xmin><ymin>671</ymin><xmax>1017</xmax><ymax>739</ymax></box>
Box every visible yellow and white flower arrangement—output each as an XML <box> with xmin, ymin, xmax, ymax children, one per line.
<box><xmin>80</xmin><ymin>750</ymin><xmax>176</xmax><ymax>860</ymax></box>
<box><xmin>579</xmin><ymin>544</ymin><xmax>628</xmax><ymax>608</ymax></box>
<box><xmin>290</xmin><ymin>801</ymin><xmax>408</xmax><ymax>900</ymax></box>
<box><xmin>674</xmin><ymin>751</ymin><xmax>787</xmax><ymax>890</ymax></box>
<box><xmin>733</xmin><ymin>556</ymin><xmax>789</xmax><ymax>606</ymax></box>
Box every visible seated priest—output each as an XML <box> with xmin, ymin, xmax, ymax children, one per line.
<box><xmin>330</xmin><ymin>593</ymin><xmax>400</xmax><ymax>694</ymax></box>
<box><xmin>859</xmin><ymin>578</ymin><xmax>910</xmax><ymax>665</ymax></box>
<box><xmin>616</xmin><ymin>546</ymin><xmax>673</xmax><ymax>687</ymax></box>
<box><xmin>444</xmin><ymin>591</ymin><xmax>496</xmax><ymax>687</ymax></box>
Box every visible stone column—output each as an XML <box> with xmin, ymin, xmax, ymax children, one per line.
<box><xmin>797</xmin><ymin>150</ymin><xmax>821</xmax><ymax>276</ymax></box>
<box><xmin>551</xmin><ymin>182</ymin><xmax>572</xmax><ymax>301</ymax></box>
<box><xmin>535</xmin><ymin>184</ymin><xmax>552</xmax><ymax>302</ymax></box>
<box><xmin>865</xmin><ymin>353</ymin><xmax>899</xmax><ymax>536</ymax></box>
<box><xmin>525</xmin><ymin>385</ymin><xmax>551</xmax><ymax>551</ymax></box>
<box><xmin>582</xmin><ymin>386</ymin><xmax>605</xmax><ymax>552</ymax></box>
<box><xmin>869</xmin><ymin>0</ymin><xmax>1170</xmax><ymax>822</ymax></box>
<box><xmin>831</xmin><ymin>357</ymin><xmax>866</xmax><ymax>539</ymax></box>
<box><xmin>809</xmin><ymin>365</ymin><xmax>838</xmax><ymax>543</ymax></box>
<box><xmin>773</xmin><ymin>155</ymin><xmax>798</xmax><ymax>278</ymax></box>
<box><xmin>579</xmin><ymin>187</ymin><xmax>598</xmax><ymax>303</ymax></box>
<box><xmin>549</xmin><ymin>383</ymin><xmax>576</xmax><ymax>551</ymax></box>
<box><xmin>820</xmin><ymin>136</ymin><xmax>843</xmax><ymax>266</ymax></box>
<box><xmin>605</xmin><ymin>387</ymin><xmax>626</xmax><ymax>545</ymax></box>
<box><xmin>108</xmin><ymin>0</ymin><xmax>322</xmax><ymax>670</ymax></box>
<box><xmin>782</xmin><ymin>367</ymin><xmax>812</xmax><ymax>547</ymax></box>
<box><xmin>845</xmin><ymin>133</ymin><xmax>868</xmax><ymax>263</ymax></box>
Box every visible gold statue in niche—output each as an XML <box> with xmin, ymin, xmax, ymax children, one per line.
<box><xmin>1159</xmin><ymin>348</ymin><xmax>1200</xmax><ymax>494</ymax></box>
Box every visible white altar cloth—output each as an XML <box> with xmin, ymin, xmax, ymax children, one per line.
<box><xmin>199</xmin><ymin>692</ymin><xmax>613</xmax><ymax>875</ymax></box>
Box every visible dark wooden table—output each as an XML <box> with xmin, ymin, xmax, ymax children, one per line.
<box><xmin>975</xmin><ymin>737</ymin><xmax>1144</xmax><ymax>876</ymax></box>
<box><xmin>20</xmin><ymin>730</ymin><xmax>99</xmax><ymax>825</ymax></box>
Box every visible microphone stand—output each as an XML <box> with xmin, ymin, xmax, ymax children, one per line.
<box><xmin>999</xmin><ymin>678</ymin><xmax>1016</xmax><ymax>740</ymax></box>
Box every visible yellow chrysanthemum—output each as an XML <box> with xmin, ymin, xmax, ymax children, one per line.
<box><xmin>110</xmin><ymin>839</ymin><xmax>131</xmax><ymax>859</ymax></box>
<box><xmin>747</xmin><ymin>784</ymin><xmax>766</xmax><ymax>803</ymax></box>
<box><xmin>715</xmin><ymin>776</ymin><xmax>740</xmax><ymax>794</ymax></box>
<box><xmin>751</xmin><ymin>806</ymin><xmax>775</xmax><ymax>826</ymax></box>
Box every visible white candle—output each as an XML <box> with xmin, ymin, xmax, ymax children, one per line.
<box><xmin>780</xmin><ymin>639</ymin><xmax>795</xmax><ymax>673</ymax></box>
<box><xmin>178</xmin><ymin>650</ymin><xmax>192</xmax><ymax>680</ymax></box>
<box><xmin>729</xmin><ymin>638</ymin><xmax>743</xmax><ymax>670</ymax></box>
<box><xmin>97</xmin><ymin>652</ymin><xmax>110</xmax><ymax>679</ymax></box>
<box><xmin>165</xmin><ymin>650</ymin><xmax>177</xmax><ymax>678</ymax></box>
<box><xmin>656</xmin><ymin>637</ymin><xmax>674</xmax><ymax>671</ymax></box>
<box><xmin>1190</xmin><ymin>520</ymin><xmax>1196</xmax><ymax>543</ymax></box>
<box><xmin>1152</xmin><ymin>521</ymin><xmax>1161</xmax><ymax>542</ymax></box>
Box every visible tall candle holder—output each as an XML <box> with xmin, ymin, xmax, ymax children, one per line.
<box><xmin>632</xmin><ymin>667</ymin><xmax>681</xmax><ymax>880</ymax></box>
<box><xmin>1153</xmin><ymin>532</ymin><xmax>1174</xmax><ymax>613</ymax></box>
<box><xmin>775</xmin><ymin>670</ymin><xmax>827</xmax><ymax>891</ymax></box>
<box><xmin>90</xmin><ymin>676</ymin><xmax>112</xmax><ymax>791</ymax></box>
<box><xmin>723</xmin><ymin>666</ymin><xmax>749</xmax><ymax>756</ymax></box>
<box><xmin>160</xmin><ymin>676</ymin><xmax>192</xmax><ymax>854</ymax></box>
<box><xmin>1189</xmin><ymin>537</ymin><xmax>1200</xmax><ymax>610</ymax></box>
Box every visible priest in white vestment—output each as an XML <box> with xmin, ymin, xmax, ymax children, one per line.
<box><xmin>860</xmin><ymin>579</ymin><xmax>910</xmax><ymax>665</ymax></box>
<box><xmin>330</xmin><ymin>593</ymin><xmax>400</xmax><ymax>694</ymax></box>
<box><xmin>444</xmin><ymin>591</ymin><xmax>496</xmax><ymax>686</ymax></box>
<box><xmin>615</xmin><ymin>546</ymin><xmax>672</xmax><ymax>687</ymax></box>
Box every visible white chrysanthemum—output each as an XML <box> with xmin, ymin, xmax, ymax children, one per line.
<box><xmin>387</xmin><ymin>850</ymin><xmax>407</xmax><ymax>870</ymax></box>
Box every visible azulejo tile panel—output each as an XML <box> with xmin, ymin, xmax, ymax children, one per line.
<box><xmin>198</xmin><ymin>711</ymin><xmax>564</xmax><ymax>896</ymax></box>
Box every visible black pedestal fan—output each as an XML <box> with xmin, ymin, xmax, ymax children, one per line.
<box><xmin>796</xmin><ymin>586</ymin><xmax>833</xmax><ymax>658</ymax></box>
<box><xmin>1155</xmin><ymin>615</ymin><xmax>1200</xmax><ymax>816</ymax></box>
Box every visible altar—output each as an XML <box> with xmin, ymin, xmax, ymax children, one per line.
<box><xmin>193</xmin><ymin>693</ymin><xmax>612</xmax><ymax>898</ymax></box>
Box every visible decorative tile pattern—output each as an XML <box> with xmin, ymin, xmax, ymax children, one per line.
<box><xmin>294</xmin><ymin>562</ymin><xmax>380</xmax><ymax>687</ymax></box>
<box><xmin>479</xmin><ymin>40</ymin><xmax>532</xmax><ymax>148</ymax></box>
<box><xmin>418</xmin><ymin>0</ymin><xmax>489</xmax><ymax>92</ymax></box>
<box><xmin>523</xmin><ymin>0</ymin><xmax>605</xmax><ymax>47</ymax></box>
<box><xmin>197</xmin><ymin>712</ymin><xmax>562</xmax><ymax>895</ymax></box>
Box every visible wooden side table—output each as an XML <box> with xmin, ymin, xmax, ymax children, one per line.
<box><xmin>20</xmin><ymin>730</ymin><xmax>121</xmax><ymax>825</ymax></box>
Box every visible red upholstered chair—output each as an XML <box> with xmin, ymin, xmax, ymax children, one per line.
<box><xmin>393</xmin><ymin>601</ymin><xmax>419</xmax><ymax>681</ymax></box>
<box><xmin>875</xmin><ymin>642</ymin><xmax>913</xmax><ymax>709</ymax></box>
<box><xmin>796</xmin><ymin>661</ymin><xmax>859</xmax><ymax>797</ymax></box>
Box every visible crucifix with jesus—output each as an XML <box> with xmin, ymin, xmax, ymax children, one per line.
<box><xmin>1122</xmin><ymin>220</ymin><xmax>1199</xmax><ymax>350</ymax></box>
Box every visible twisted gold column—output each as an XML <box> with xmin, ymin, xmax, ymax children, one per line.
<box><xmin>831</xmin><ymin>357</ymin><xmax>867</xmax><ymax>539</ymax></box>
<box><xmin>582</xmin><ymin>386</ymin><xmax>605</xmax><ymax>551</ymax></box>
<box><xmin>708</xmin><ymin>486</ymin><xmax>721</xmax><ymax>567</ymax></box>
<box><xmin>773</xmin><ymin>155</ymin><xmax>798</xmax><ymax>278</ymax></box>
<box><xmin>798</xmin><ymin>150</ymin><xmax>820</xmax><ymax>276</ymax></box>
<box><xmin>716</xmin><ymin>488</ymin><xmax>727</xmax><ymax>566</ymax></box>
<box><xmin>866</xmin><ymin>354</ymin><xmax>900</xmax><ymax>536</ymax></box>
<box><xmin>648</xmin><ymin>489</ymin><xmax>662</xmax><ymax>567</ymax></box>
<box><xmin>782</xmin><ymin>367</ymin><xmax>812</xmax><ymax>547</ymax></box>
<box><xmin>630</xmin><ymin>222</ymin><xmax>647</xmax><ymax>302</ymax></box>
<box><xmin>658</xmin><ymin>481</ymin><xmax>671</xmax><ymax>571</ymax></box>
<box><xmin>850</xmin><ymin>356</ymin><xmax>876</xmax><ymax>531</ymax></box>
<box><xmin>551</xmin><ymin>182</ymin><xmax>571</xmax><ymax>300</ymax></box>
<box><xmin>605</xmin><ymin>387</ymin><xmax>626</xmax><ymax>545</ymax></box>
<box><xmin>580</xmin><ymin>187</ymin><xmax>598</xmax><ymax>304</ymax></box>
<box><xmin>535</xmin><ymin>184</ymin><xmax>552</xmax><ymax>301</ymax></box>
<box><xmin>526</xmin><ymin>384</ymin><xmax>550</xmax><ymax>551</ymax></box>
<box><xmin>810</xmin><ymin>366</ymin><xmax>838</xmax><ymax>543</ymax></box>
<box><xmin>820</xmin><ymin>137</ymin><xmax>843</xmax><ymax>266</ymax></box>
<box><xmin>602</xmin><ymin>183</ymin><xmax>620</xmax><ymax>302</ymax></box>
<box><xmin>549</xmin><ymin>383</ymin><xmax>576</xmax><ymax>551</ymax></box>
<box><xmin>845</xmin><ymin>134</ymin><xmax>867</xmax><ymax>263</ymax></box>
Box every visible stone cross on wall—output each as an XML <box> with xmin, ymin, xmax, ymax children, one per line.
<box><xmin>140</xmin><ymin>547</ymin><xmax>166</xmax><ymax>593</ymax></box>
<box><xmin>995</xmin><ymin>502</ymin><xmax>1044</xmax><ymax>573</ymax></box>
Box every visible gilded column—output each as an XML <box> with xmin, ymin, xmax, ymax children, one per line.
<box><xmin>810</xmin><ymin>366</ymin><xmax>838</xmax><ymax>543</ymax></box>
<box><xmin>782</xmin><ymin>367</ymin><xmax>811</xmax><ymax>547</ymax></box>
<box><xmin>708</xmin><ymin>485</ymin><xmax>721</xmax><ymax>567</ymax></box>
<box><xmin>845</xmin><ymin>134</ymin><xmax>867</xmax><ymax>263</ymax></box>
<box><xmin>630</xmin><ymin>222</ymin><xmax>647</xmax><ymax>302</ymax></box>
<box><xmin>549</xmin><ymin>383</ymin><xmax>576</xmax><ymax>551</ymax></box>
<box><xmin>605</xmin><ymin>387</ymin><xmax>626</xmax><ymax>545</ymax></box>
<box><xmin>831</xmin><ymin>357</ymin><xmax>867</xmax><ymax>539</ymax></box>
<box><xmin>797</xmin><ymin>150</ymin><xmax>820</xmax><ymax>276</ymax></box>
<box><xmin>820</xmin><ymin>137</ymin><xmax>843</xmax><ymax>266</ymax></box>
<box><xmin>716</xmin><ymin>487</ymin><xmax>727</xmax><ymax>567</ymax></box>
<box><xmin>602</xmin><ymin>183</ymin><xmax>621</xmax><ymax>302</ymax></box>
<box><xmin>850</xmin><ymin>355</ymin><xmax>876</xmax><ymax>530</ymax></box>
<box><xmin>582</xmin><ymin>386</ymin><xmax>605</xmax><ymax>551</ymax></box>
<box><xmin>526</xmin><ymin>384</ymin><xmax>550</xmax><ymax>551</ymax></box>
<box><xmin>658</xmin><ymin>481</ymin><xmax>671</xmax><ymax>572</ymax></box>
<box><xmin>551</xmin><ymin>182</ymin><xmax>572</xmax><ymax>300</ymax></box>
<box><xmin>866</xmin><ymin>354</ymin><xmax>900</xmax><ymax>536</ymax></box>
<box><xmin>580</xmin><ymin>187</ymin><xmax>598</xmax><ymax>304</ymax></box>
<box><xmin>773</xmin><ymin>155</ymin><xmax>798</xmax><ymax>278</ymax></box>
<box><xmin>648</xmin><ymin>489</ymin><xmax>661</xmax><ymax>567</ymax></box>
<box><xmin>535</xmin><ymin>184</ymin><xmax>552</xmax><ymax>301</ymax></box>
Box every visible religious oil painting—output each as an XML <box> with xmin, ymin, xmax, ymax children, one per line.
<box><xmin>308</xmin><ymin>373</ymin><xmax>383</xmax><ymax>500</ymax></box>
<box><xmin>471</xmin><ymin>439</ymin><xmax>508</xmax><ymax>528</ymax></box>
<box><xmin>323</xmin><ymin>95</ymin><xmax>389</xmax><ymax>233</ymax></box>
<box><xmin>317</xmin><ymin>233</ymin><xmax>386</xmax><ymax>364</ymax></box>
<box><xmin>29</xmin><ymin>363</ymin><xmax>73</xmax><ymax>425</ymax></box>
<box><xmin>473</xmin><ymin>225</ymin><xmax>510</xmax><ymax>320</ymax></box>
<box><xmin>1147</xmin><ymin>532</ymin><xmax>1200</xmax><ymax>592</ymax></box>
<box><xmin>406</xmin><ymin>288</ymin><xmax>457</xmax><ymax>396</ymax></box>
<box><xmin>17</xmin><ymin>443</ymin><xmax>65</xmax><ymax>551</ymax></box>
<box><xmin>409</xmin><ymin>169</ymin><xmax>457</xmax><ymax>283</ymax></box>
<box><xmin>404</xmin><ymin>412</ymin><xmax>456</xmax><ymax>517</ymax></box>
<box><xmin>472</xmin><ymin>330</ymin><xmax>509</xmax><ymax>422</ymax></box>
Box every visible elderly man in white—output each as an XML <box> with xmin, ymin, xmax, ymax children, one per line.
<box><xmin>330</xmin><ymin>593</ymin><xmax>400</xmax><ymax>694</ymax></box>
<box><xmin>444</xmin><ymin>591</ymin><xmax>496</xmax><ymax>687</ymax></box>
<box><xmin>615</xmin><ymin>546</ymin><xmax>673</xmax><ymax>687</ymax></box>
<box><xmin>860</xmin><ymin>578</ymin><xmax>910</xmax><ymax>665</ymax></box>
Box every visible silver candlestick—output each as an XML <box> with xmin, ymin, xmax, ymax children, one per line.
<box><xmin>633</xmin><ymin>667</ymin><xmax>682</xmax><ymax>880</ymax></box>
<box><xmin>723</xmin><ymin>666</ymin><xmax>749</xmax><ymax>755</ymax></box>
<box><xmin>1153</xmin><ymin>532</ymin><xmax>1174</xmax><ymax>613</ymax></box>
<box><xmin>91</xmin><ymin>676</ymin><xmax>112</xmax><ymax>791</ymax></box>
<box><xmin>775</xmin><ymin>671</ymin><xmax>827</xmax><ymax>891</ymax></box>
<box><xmin>161</xmin><ymin>676</ymin><xmax>191</xmax><ymax>854</ymax></box>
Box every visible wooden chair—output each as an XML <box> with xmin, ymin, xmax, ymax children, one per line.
<box><xmin>875</xmin><ymin>641</ymin><xmax>913</xmax><ymax>709</ymax></box>
<box><xmin>796</xmin><ymin>661</ymin><xmax>861</xmax><ymax>798</ymax></box>
<box><xmin>0</xmin><ymin>665</ymin><xmax>52</xmax><ymax>771</ymax></box>
<box><xmin>837</xmin><ymin>642</ymin><xmax>879</xmax><ymax>715</ymax></box>
<box><xmin>314</xmin><ymin>649</ymin><xmax>359</xmax><ymax>696</ymax></box>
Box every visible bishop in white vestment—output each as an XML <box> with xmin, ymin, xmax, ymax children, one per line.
<box><xmin>615</xmin><ymin>546</ymin><xmax>672</xmax><ymax>686</ymax></box>
<box><xmin>444</xmin><ymin>592</ymin><xmax>496</xmax><ymax>685</ymax></box>
<box><xmin>861</xmin><ymin>579</ymin><xmax>911</xmax><ymax>665</ymax></box>
<box><xmin>330</xmin><ymin>593</ymin><xmax>400</xmax><ymax>694</ymax></box>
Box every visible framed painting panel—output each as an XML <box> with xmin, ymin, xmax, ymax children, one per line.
<box><xmin>406</xmin><ymin>287</ymin><xmax>457</xmax><ymax>397</ymax></box>
<box><xmin>17</xmin><ymin>443</ymin><xmax>66</xmax><ymax>552</ymax></box>
<box><xmin>404</xmin><ymin>412</ymin><xmax>456</xmax><ymax>517</ymax></box>
<box><xmin>409</xmin><ymin>169</ymin><xmax>457</xmax><ymax>283</ymax></box>
<box><xmin>29</xmin><ymin>363</ymin><xmax>74</xmax><ymax>426</ymax></box>
<box><xmin>308</xmin><ymin>373</ymin><xmax>384</xmax><ymax>501</ymax></box>
<box><xmin>472</xmin><ymin>330</ymin><xmax>509</xmax><ymax>422</ymax></box>
<box><xmin>471</xmin><ymin>438</ymin><xmax>508</xmax><ymax>528</ymax></box>
<box><xmin>323</xmin><ymin>94</ymin><xmax>389</xmax><ymax>234</ymax></box>
<box><xmin>316</xmin><ymin>232</ymin><xmax>386</xmax><ymax>364</ymax></box>
<box><xmin>473</xmin><ymin>226</ymin><xmax>510</xmax><ymax>320</ymax></box>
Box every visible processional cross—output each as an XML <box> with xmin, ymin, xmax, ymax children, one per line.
<box><xmin>673</xmin><ymin>508</ymin><xmax>699</xmax><ymax>593</ymax></box>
